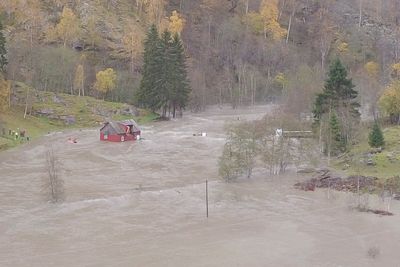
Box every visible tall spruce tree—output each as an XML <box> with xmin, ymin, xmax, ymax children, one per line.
<box><xmin>154</xmin><ymin>30</ymin><xmax>173</xmax><ymax>117</ymax></box>
<box><xmin>169</xmin><ymin>33</ymin><xmax>190</xmax><ymax>118</ymax></box>
<box><xmin>313</xmin><ymin>59</ymin><xmax>359</xmax><ymax>121</ymax></box>
<box><xmin>313</xmin><ymin>59</ymin><xmax>360</xmax><ymax>151</ymax></box>
<box><xmin>137</xmin><ymin>27</ymin><xmax>191</xmax><ymax>118</ymax></box>
<box><xmin>135</xmin><ymin>24</ymin><xmax>160</xmax><ymax>109</ymax></box>
<box><xmin>0</xmin><ymin>20</ymin><xmax>7</xmax><ymax>74</ymax></box>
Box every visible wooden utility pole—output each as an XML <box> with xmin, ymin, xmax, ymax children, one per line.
<box><xmin>206</xmin><ymin>180</ymin><xmax>209</xmax><ymax>218</ymax></box>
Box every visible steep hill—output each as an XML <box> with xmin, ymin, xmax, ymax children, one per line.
<box><xmin>1</xmin><ymin>0</ymin><xmax>400</xmax><ymax>114</ymax></box>
<box><xmin>0</xmin><ymin>82</ymin><xmax>157</xmax><ymax>150</ymax></box>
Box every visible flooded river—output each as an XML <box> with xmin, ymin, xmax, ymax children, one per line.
<box><xmin>0</xmin><ymin>105</ymin><xmax>399</xmax><ymax>266</ymax></box>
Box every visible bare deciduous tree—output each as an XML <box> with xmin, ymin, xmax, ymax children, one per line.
<box><xmin>43</xmin><ymin>148</ymin><xmax>64</xmax><ymax>203</ymax></box>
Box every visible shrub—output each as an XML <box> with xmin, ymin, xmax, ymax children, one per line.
<box><xmin>368</xmin><ymin>122</ymin><xmax>384</xmax><ymax>148</ymax></box>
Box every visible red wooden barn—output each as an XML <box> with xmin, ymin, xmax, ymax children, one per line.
<box><xmin>100</xmin><ymin>120</ymin><xmax>141</xmax><ymax>142</ymax></box>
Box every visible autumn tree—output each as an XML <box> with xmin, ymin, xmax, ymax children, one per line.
<box><xmin>260</xmin><ymin>0</ymin><xmax>286</xmax><ymax>40</ymax></box>
<box><xmin>0</xmin><ymin>74</ymin><xmax>11</xmax><ymax>111</ymax></box>
<box><xmin>391</xmin><ymin>63</ymin><xmax>400</xmax><ymax>80</ymax></box>
<box><xmin>365</xmin><ymin>61</ymin><xmax>379</xmax><ymax>78</ymax></box>
<box><xmin>379</xmin><ymin>80</ymin><xmax>400</xmax><ymax>124</ymax></box>
<box><xmin>94</xmin><ymin>68</ymin><xmax>117</xmax><ymax>99</ymax></box>
<box><xmin>168</xmin><ymin>10</ymin><xmax>185</xmax><ymax>35</ymax></box>
<box><xmin>47</xmin><ymin>7</ymin><xmax>81</xmax><ymax>47</ymax></box>
<box><xmin>245</xmin><ymin>0</ymin><xmax>286</xmax><ymax>40</ymax></box>
<box><xmin>0</xmin><ymin>20</ymin><xmax>7</xmax><ymax>73</ymax></box>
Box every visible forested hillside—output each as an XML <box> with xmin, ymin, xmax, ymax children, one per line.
<box><xmin>1</xmin><ymin>0</ymin><xmax>400</xmax><ymax>117</ymax></box>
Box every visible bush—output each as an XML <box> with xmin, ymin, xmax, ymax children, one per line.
<box><xmin>367</xmin><ymin>246</ymin><xmax>380</xmax><ymax>259</ymax></box>
<box><xmin>368</xmin><ymin>122</ymin><xmax>384</xmax><ymax>148</ymax></box>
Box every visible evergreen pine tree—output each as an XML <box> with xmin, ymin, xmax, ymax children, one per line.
<box><xmin>154</xmin><ymin>30</ymin><xmax>173</xmax><ymax>117</ymax></box>
<box><xmin>137</xmin><ymin>27</ymin><xmax>191</xmax><ymax>118</ymax></box>
<box><xmin>135</xmin><ymin>25</ymin><xmax>160</xmax><ymax>109</ymax></box>
<box><xmin>0</xmin><ymin>20</ymin><xmax>7</xmax><ymax>73</ymax></box>
<box><xmin>313</xmin><ymin>59</ymin><xmax>360</xmax><ymax>153</ymax></box>
<box><xmin>313</xmin><ymin>59</ymin><xmax>360</xmax><ymax>121</ymax></box>
<box><xmin>329</xmin><ymin>112</ymin><xmax>344</xmax><ymax>154</ymax></box>
<box><xmin>368</xmin><ymin>122</ymin><xmax>385</xmax><ymax>148</ymax></box>
<box><xmin>169</xmin><ymin>33</ymin><xmax>190</xmax><ymax>118</ymax></box>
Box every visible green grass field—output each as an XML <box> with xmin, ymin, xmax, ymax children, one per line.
<box><xmin>335</xmin><ymin>125</ymin><xmax>400</xmax><ymax>179</ymax></box>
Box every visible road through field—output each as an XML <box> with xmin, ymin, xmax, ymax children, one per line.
<box><xmin>0</xmin><ymin>105</ymin><xmax>399</xmax><ymax>267</ymax></box>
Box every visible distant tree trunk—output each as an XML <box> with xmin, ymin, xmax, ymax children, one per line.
<box><xmin>359</xmin><ymin>0</ymin><xmax>363</xmax><ymax>27</ymax></box>
<box><xmin>8</xmin><ymin>80</ymin><xmax>11</xmax><ymax>109</ymax></box>
<box><xmin>278</xmin><ymin>0</ymin><xmax>286</xmax><ymax>21</ymax></box>
<box><xmin>130</xmin><ymin>35</ymin><xmax>135</xmax><ymax>74</ymax></box>
<box><xmin>81</xmin><ymin>73</ymin><xmax>84</xmax><ymax>96</ymax></box>
<box><xmin>286</xmin><ymin>3</ymin><xmax>296</xmax><ymax>44</ymax></box>
<box><xmin>219</xmin><ymin>87</ymin><xmax>223</xmax><ymax>107</ymax></box>
<box><xmin>24</xmin><ymin>86</ymin><xmax>30</xmax><ymax>119</ymax></box>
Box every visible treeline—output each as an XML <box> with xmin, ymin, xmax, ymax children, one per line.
<box><xmin>2</xmin><ymin>0</ymin><xmax>400</xmax><ymax>118</ymax></box>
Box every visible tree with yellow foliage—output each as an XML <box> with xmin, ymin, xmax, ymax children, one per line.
<box><xmin>168</xmin><ymin>10</ymin><xmax>185</xmax><ymax>35</ymax></box>
<box><xmin>337</xmin><ymin>42</ymin><xmax>349</xmax><ymax>54</ymax></box>
<box><xmin>391</xmin><ymin>63</ymin><xmax>400</xmax><ymax>79</ymax></box>
<box><xmin>244</xmin><ymin>0</ymin><xmax>286</xmax><ymax>40</ymax></box>
<box><xmin>260</xmin><ymin>0</ymin><xmax>286</xmax><ymax>40</ymax></box>
<box><xmin>94</xmin><ymin>68</ymin><xmax>117</xmax><ymax>99</ymax></box>
<box><xmin>0</xmin><ymin>74</ymin><xmax>11</xmax><ymax>111</ymax></box>
<box><xmin>47</xmin><ymin>7</ymin><xmax>81</xmax><ymax>47</ymax></box>
<box><xmin>379</xmin><ymin>80</ymin><xmax>400</xmax><ymax>124</ymax></box>
<box><xmin>364</xmin><ymin>61</ymin><xmax>379</xmax><ymax>79</ymax></box>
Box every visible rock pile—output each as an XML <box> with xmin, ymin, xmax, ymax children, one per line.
<box><xmin>294</xmin><ymin>170</ymin><xmax>378</xmax><ymax>193</ymax></box>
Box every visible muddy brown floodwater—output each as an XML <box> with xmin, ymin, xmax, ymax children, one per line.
<box><xmin>0</xmin><ymin>105</ymin><xmax>400</xmax><ymax>267</ymax></box>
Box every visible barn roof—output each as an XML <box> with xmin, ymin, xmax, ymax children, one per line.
<box><xmin>100</xmin><ymin>119</ymin><xmax>140</xmax><ymax>134</ymax></box>
<box><xmin>120</xmin><ymin>119</ymin><xmax>140</xmax><ymax>132</ymax></box>
<box><xmin>100</xmin><ymin>121</ymin><xmax>126</xmax><ymax>135</ymax></box>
